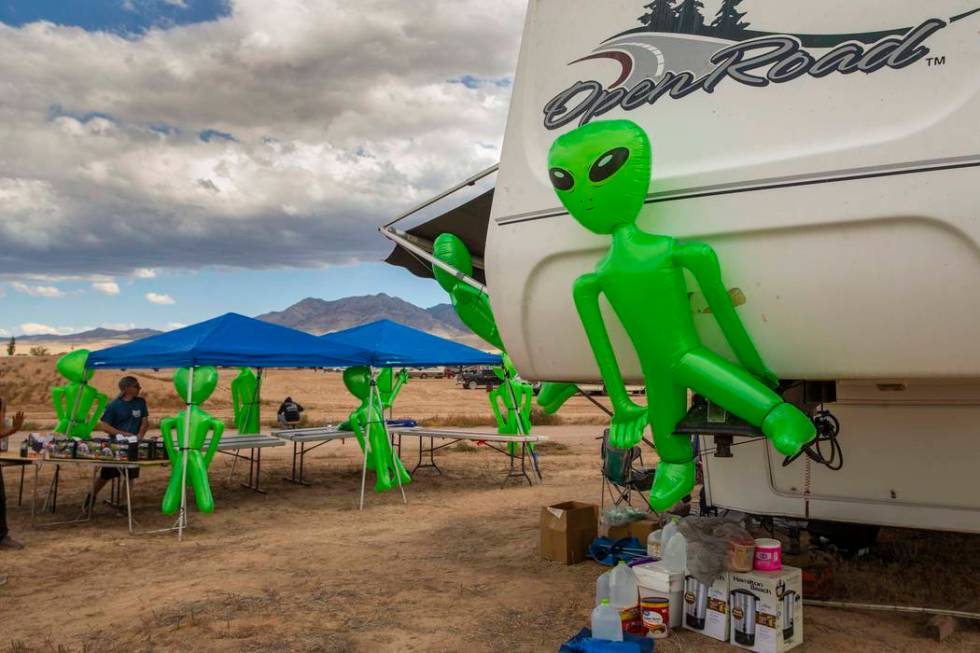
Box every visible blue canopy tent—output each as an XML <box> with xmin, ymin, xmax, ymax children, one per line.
<box><xmin>319</xmin><ymin>318</ymin><xmax>501</xmax><ymax>368</ymax></box>
<box><xmin>321</xmin><ymin>319</ymin><xmax>501</xmax><ymax>508</ymax></box>
<box><xmin>88</xmin><ymin>312</ymin><xmax>370</xmax><ymax>370</ymax></box>
<box><xmin>86</xmin><ymin>313</ymin><xmax>372</xmax><ymax>537</ymax></box>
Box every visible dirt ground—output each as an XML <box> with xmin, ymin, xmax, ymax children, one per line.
<box><xmin>1</xmin><ymin>358</ymin><xmax>979</xmax><ymax>651</ymax></box>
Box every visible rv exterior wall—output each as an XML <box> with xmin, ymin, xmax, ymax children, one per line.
<box><xmin>487</xmin><ymin>0</ymin><xmax>980</xmax><ymax>382</ymax></box>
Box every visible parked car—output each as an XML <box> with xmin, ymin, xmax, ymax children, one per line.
<box><xmin>405</xmin><ymin>367</ymin><xmax>445</xmax><ymax>379</ymax></box>
<box><xmin>456</xmin><ymin>367</ymin><xmax>503</xmax><ymax>390</ymax></box>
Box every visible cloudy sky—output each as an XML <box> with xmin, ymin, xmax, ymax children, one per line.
<box><xmin>0</xmin><ymin>0</ymin><xmax>526</xmax><ymax>336</ymax></box>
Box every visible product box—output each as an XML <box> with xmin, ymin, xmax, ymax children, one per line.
<box><xmin>683</xmin><ymin>572</ymin><xmax>731</xmax><ymax>642</ymax></box>
<box><xmin>540</xmin><ymin>501</ymin><xmax>598</xmax><ymax>565</ymax></box>
<box><xmin>729</xmin><ymin>566</ymin><xmax>803</xmax><ymax>653</ymax></box>
<box><xmin>602</xmin><ymin>516</ymin><xmax>657</xmax><ymax>542</ymax></box>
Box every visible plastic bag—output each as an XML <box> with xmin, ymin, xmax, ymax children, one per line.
<box><xmin>602</xmin><ymin>505</ymin><xmax>646</xmax><ymax>527</ymax></box>
<box><xmin>676</xmin><ymin>516</ymin><xmax>752</xmax><ymax>585</ymax></box>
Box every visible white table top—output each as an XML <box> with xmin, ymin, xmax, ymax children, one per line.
<box><xmin>388</xmin><ymin>428</ymin><xmax>547</xmax><ymax>444</ymax></box>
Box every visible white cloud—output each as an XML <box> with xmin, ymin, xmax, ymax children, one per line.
<box><xmin>10</xmin><ymin>281</ymin><xmax>65</xmax><ymax>298</ymax></box>
<box><xmin>133</xmin><ymin>268</ymin><xmax>157</xmax><ymax>279</ymax></box>
<box><xmin>167</xmin><ymin>321</ymin><xmax>187</xmax><ymax>330</ymax></box>
<box><xmin>101</xmin><ymin>322</ymin><xmax>137</xmax><ymax>331</ymax></box>
<box><xmin>145</xmin><ymin>292</ymin><xmax>175</xmax><ymax>304</ymax></box>
<box><xmin>19</xmin><ymin>323</ymin><xmax>76</xmax><ymax>336</ymax></box>
<box><xmin>0</xmin><ymin>1</ymin><xmax>526</xmax><ymax>276</ymax></box>
<box><xmin>92</xmin><ymin>280</ymin><xmax>120</xmax><ymax>295</ymax></box>
<box><xmin>0</xmin><ymin>328</ymin><xmax>9</xmax><ymax>336</ymax></box>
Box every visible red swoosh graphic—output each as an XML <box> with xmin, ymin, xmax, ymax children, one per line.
<box><xmin>569</xmin><ymin>51</ymin><xmax>633</xmax><ymax>89</ymax></box>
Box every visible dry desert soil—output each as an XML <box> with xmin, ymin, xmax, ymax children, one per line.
<box><xmin>0</xmin><ymin>359</ymin><xmax>978</xmax><ymax>652</ymax></box>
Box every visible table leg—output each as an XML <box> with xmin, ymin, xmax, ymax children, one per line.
<box><xmin>124</xmin><ymin>468</ymin><xmax>133</xmax><ymax>534</ymax></box>
<box><xmin>30</xmin><ymin>463</ymin><xmax>38</xmax><ymax>527</ymax></box>
<box><xmin>18</xmin><ymin>464</ymin><xmax>25</xmax><ymax>506</ymax></box>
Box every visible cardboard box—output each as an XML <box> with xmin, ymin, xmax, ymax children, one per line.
<box><xmin>600</xmin><ymin>517</ymin><xmax>657</xmax><ymax>543</ymax></box>
<box><xmin>540</xmin><ymin>502</ymin><xmax>598</xmax><ymax>564</ymax></box>
<box><xmin>729</xmin><ymin>567</ymin><xmax>803</xmax><ymax>653</ymax></box>
<box><xmin>683</xmin><ymin>572</ymin><xmax>730</xmax><ymax>642</ymax></box>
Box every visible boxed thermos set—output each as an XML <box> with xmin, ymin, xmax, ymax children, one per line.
<box><xmin>682</xmin><ymin>572</ymin><xmax>731</xmax><ymax>642</ymax></box>
<box><xmin>729</xmin><ymin>566</ymin><xmax>803</xmax><ymax>653</ymax></box>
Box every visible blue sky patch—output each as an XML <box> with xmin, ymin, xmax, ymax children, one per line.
<box><xmin>199</xmin><ymin>128</ymin><xmax>236</xmax><ymax>143</ymax></box>
<box><xmin>448</xmin><ymin>75</ymin><xmax>512</xmax><ymax>90</ymax></box>
<box><xmin>0</xmin><ymin>0</ymin><xmax>230</xmax><ymax>36</ymax></box>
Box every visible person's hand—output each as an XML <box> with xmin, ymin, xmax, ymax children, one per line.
<box><xmin>609</xmin><ymin>402</ymin><xmax>647</xmax><ymax>449</ymax></box>
<box><xmin>10</xmin><ymin>411</ymin><xmax>24</xmax><ymax>432</ymax></box>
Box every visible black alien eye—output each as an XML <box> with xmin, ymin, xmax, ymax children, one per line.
<box><xmin>549</xmin><ymin>167</ymin><xmax>574</xmax><ymax>191</ymax></box>
<box><xmin>589</xmin><ymin>147</ymin><xmax>630</xmax><ymax>182</ymax></box>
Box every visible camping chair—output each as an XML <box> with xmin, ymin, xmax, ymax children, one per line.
<box><xmin>600</xmin><ymin>428</ymin><xmax>655</xmax><ymax>511</ymax></box>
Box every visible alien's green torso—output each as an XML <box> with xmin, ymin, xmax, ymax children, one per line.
<box><xmin>165</xmin><ymin>406</ymin><xmax>221</xmax><ymax>449</ymax></box>
<box><xmin>596</xmin><ymin>227</ymin><xmax>700</xmax><ymax>367</ymax></box>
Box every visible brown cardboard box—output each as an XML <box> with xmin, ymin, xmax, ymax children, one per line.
<box><xmin>629</xmin><ymin>518</ymin><xmax>657</xmax><ymax>543</ymax></box>
<box><xmin>540</xmin><ymin>501</ymin><xmax>599</xmax><ymax>564</ymax></box>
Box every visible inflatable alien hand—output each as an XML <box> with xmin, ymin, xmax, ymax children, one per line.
<box><xmin>343</xmin><ymin>366</ymin><xmax>411</xmax><ymax>493</ymax></box>
<box><xmin>549</xmin><ymin>120</ymin><xmax>814</xmax><ymax>511</ymax></box>
<box><xmin>51</xmin><ymin>350</ymin><xmax>107</xmax><ymax>440</ymax></box>
<box><xmin>231</xmin><ymin>367</ymin><xmax>261</xmax><ymax>435</ymax></box>
<box><xmin>536</xmin><ymin>382</ymin><xmax>579</xmax><ymax>415</ymax></box>
<box><xmin>161</xmin><ymin>366</ymin><xmax>224</xmax><ymax>515</ymax></box>
<box><xmin>377</xmin><ymin>366</ymin><xmax>409</xmax><ymax>411</ymax></box>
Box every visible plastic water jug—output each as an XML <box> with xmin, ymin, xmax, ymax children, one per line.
<box><xmin>596</xmin><ymin>570</ymin><xmax>611</xmax><ymax>605</ymax></box>
<box><xmin>660</xmin><ymin>518</ymin><xmax>679</xmax><ymax>552</ymax></box>
<box><xmin>647</xmin><ymin>528</ymin><xmax>663</xmax><ymax>558</ymax></box>
<box><xmin>662</xmin><ymin>530</ymin><xmax>688</xmax><ymax>572</ymax></box>
<box><xmin>591</xmin><ymin>599</ymin><xmax>624</xmax><ymax>642</ymax></box>
<box><xmin>609</xmin><ymin>560</ymin><xmax>639</xmax><ymax>608</ymax></box>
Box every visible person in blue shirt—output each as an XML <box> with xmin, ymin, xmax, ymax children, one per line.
<box><xmin>88</xmin><ymin>376</ymin><xmax>149</xmax><ymax>509</ymax></box>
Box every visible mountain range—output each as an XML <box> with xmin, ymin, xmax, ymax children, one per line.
<box><xmin>15</xmin><ymin>294</ymin><xmax>471</xmax><ymax>343</ymax></box>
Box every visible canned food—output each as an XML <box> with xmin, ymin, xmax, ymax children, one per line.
<box><xmin>641</xmin><ymin>596</ymin><xmax>671</xmax><ymax>638</ymax></box>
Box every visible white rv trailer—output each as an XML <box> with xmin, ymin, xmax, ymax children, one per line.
<box><xmin>384</xmin><ymin>1</ymin><xmax>980</xmax><ymax>533</ymax></box>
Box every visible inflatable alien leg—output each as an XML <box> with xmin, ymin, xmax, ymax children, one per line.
<box><xmin>342</xmin><ymin>367</ymin><xmax>373</xmax><ymax>467</ymax></box>
<box><xmin>645</xmin><ymin>379</ymin><xmax>696</xmax><ymax>511</ymax></box>
<box><xmin>160</xmin><ymin>416</ymin><xmax>182</xmax><ymax>515</ymax></box>
<box><xmin>231</xmin><ymin>367</ymin><xmax>261</xmax><ymax>434</ymax></box>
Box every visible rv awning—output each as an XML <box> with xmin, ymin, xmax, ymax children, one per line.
<box><xmin>383</xmin><ymin>188</ymin><xmax>493</xmax><ymax>284</ymax></box>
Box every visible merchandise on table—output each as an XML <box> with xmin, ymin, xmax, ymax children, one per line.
<box><xmin>753</xmin><ymin>538</ymin><xmax>783</xmax><ymax>571</ymax></box>
<box><xmin>632</xmin><ymin>561</ymin><xmax>683</xmax><ymax>630</ymax></box>
<box><xmin>683</xmin><ymin>572</ymin><xmax>731</xmax><ymax>642</ymax></box>
<box><xmin>639</xmin><ymin>596</ymin><xmax>670</xmax><ymax>638</ymax></box>
<box><xmin>41</xmin><ymin>434</ymin><xmax>169</xmax><ymax>461</ymax></box>
<box><xmin>729</xmin><ymin>566</ymin><xmax>803</xmax><ymax>653</ymax></box>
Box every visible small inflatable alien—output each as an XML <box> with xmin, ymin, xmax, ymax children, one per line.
<box><xmin>432</xmin><ymin>234</ymin><xmax>577</xmax><ymax>442</ymax></box>
<box><xmin>160</xmin><ymin>366</ymin><xmax>225</xmax><ymax>515</ymax></box>
<box><xmin>547</xmin><ymin>120</ymin><xmax>815</xmax><ymax>510</ymax></box>
<box><xmin>231</xmin><ymin>367</ymin><xmax>261</xmax><ymax>435</ymax></box>
<box><xmin>51</xmin><ymin>349</ymin><xmax>107</xmax><ymax>440</ymax></box>
<box><xmin>342</xmin><ymin>365</ymin><xmax>411</xmax><ymax>493</ymax></box>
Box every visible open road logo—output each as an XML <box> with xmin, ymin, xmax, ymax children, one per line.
<box><xmin>542</xmin><ymin>2</ymin><xmax>980</xmax><ymax>129</ymax></box>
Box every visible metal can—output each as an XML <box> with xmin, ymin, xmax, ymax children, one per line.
<box><xmin>641</xmin><ymin>596</ymin><xmax>671</xmax><ymax>638</ymax></box>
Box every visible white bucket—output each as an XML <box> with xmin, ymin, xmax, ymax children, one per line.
<box><xmin>632</xmin><ymin>562</ymin><xmax>685</xmax><ymax>629</ymax></box>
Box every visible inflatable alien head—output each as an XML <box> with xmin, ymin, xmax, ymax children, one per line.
<box><xmin>56</xmin><ymin>349</ymin><xmax>94</xmax><ymax>383</ymax></box>
<box><xmin>547</xmin><ymin>119</ymin><xmax>651</xmax><ymax>235</ymax></box>
<box><xmin>432</xmin><ymin>233</ymin><xmax>474</xmax><ymax>293</ymax></box>
<box><xmin>173</xmin><ymin>366</ymin><xmax>219</xmax><ymax>404</ymax></box>
<box><xmin>343</xmin><ymin>365</ymin><xmax>371</xmax><ymax>401</ymax></box>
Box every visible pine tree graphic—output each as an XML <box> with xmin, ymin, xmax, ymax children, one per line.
<box><xmin>674</xmin><ymin>0</ymin><xmax>706</xmax><ymax>35</ymax></box>
<box><xmin>639</xmin><ymin>0</ymin><xmax>677</xmax><ymax>32</ymax></box>
<box><xmin>711</xmin><ymin>0</ymin><xmax>750</xmax><ymax>39</ymax></box>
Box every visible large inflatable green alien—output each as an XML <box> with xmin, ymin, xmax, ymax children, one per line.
<box><xmin>342</xmin><ymin>365</ymin><xmax>411</xmax><ymax>493</ymax></box>
<box><xmin>431</xmin><ymin>234</ymin><xmax>577</xmax><ymax>443</ymax></box>
<box><xmin>160</xmin><ymin>366</ymin><xmax>225</xmax><ymax>515</ymax></box>
<box><xmin>547</xmin><ymin>120</ymin><xmax>815</xmax><ymax>510</ymax></box>
<box><xmin>51</xmin><ymin>349</ymin><xmax>107</xmax><ymax>440</ymax></box>
<box><xmin>231</xmin><ymin>367</ymin><xmax>261</xmax><ymax>435</ymax></box>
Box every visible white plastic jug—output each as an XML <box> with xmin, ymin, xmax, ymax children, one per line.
<box><xmin>609</xmin><ymin>560</ymin><xmax>639</xmax><ymax>610</ymax></box>
<box><xmin>662</xmin><ymin>530</ymin><xmax>688</xmax><ymax>573</ymax></box>
<box><xmin>647</xmin><ymin>529</ymin><xmax>663</xmax><ymax>558</ymax></box>
<box><xmin>660</xmin><ymin>518</ymin><xmax>679</xmax><ymax>553</ymax></box>
<box><xmin>591</xmin><ymin>599</ymin><xmax>624</xmax><ymax>642</ymax></box>
<box><xmin>596</xmin><ymin>570</ymin><xmax>611</xmax><ymax>605</ymax></box>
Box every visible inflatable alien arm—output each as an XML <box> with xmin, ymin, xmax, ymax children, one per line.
<box><xmin>86</xmin><ymin>390</ymin><xmax>109</xmax><ymax>434</ymax></box>
<box><xmin>573</xmin><ymin>273</ymin><xmax>647</xmax><ymax>448</ymax></box>
<box><xmin>673</xmin><ymin>243</ymin><xmax>778</xmax><ymax>388</ymax></box>
<box><xmin>160</xmin><ymin>416</ymin><xmax>177</xmax><ymax>462</ymax></box>
<box><xmin>202</xmin><ymin>417</ymin><xmax>225</xmax><ymax>467</ymax></box>
<box><xmin>51</xmin><ymin>386</ymin><xmax>68</xmax><ymax>424</ymax></box>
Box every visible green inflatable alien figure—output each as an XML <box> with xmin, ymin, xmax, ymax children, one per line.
<box><xmin>376</xmin><ymin>366</ymin><xmax>409</xmax><ymax>412</ymax></box>
<box><xmin>51</xmin><ymin>349</ymin><xmax>108</xmax><ymax>440</ymax></box>
<box><xmin>342</xmin><ymin>365</ymin><xmax>411</xmax><ymax>493</ymax></box>
<box><xmin>547</xmin><ymin>120</ymin><xmax>815</xmax><ymax>510</ymax></box>
<box><xmin>231</xmin><ymin>367</ymin><xmax>261</xmax><ymax>435</ymax></box>
<box><xmin>431</xmin><ymin>233</ymin><xmax>577</xmax><ymax>450</ymax></box>
<box><xmin>160</xmin><ymin>366</ymin><xmax>225</xmax><ymax>515</ymax></box>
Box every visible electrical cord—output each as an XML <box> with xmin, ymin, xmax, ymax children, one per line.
<box><xmin>782</xmin><ymin>408</ymin><xmax>843</xmax><ymax>470</ymax></box>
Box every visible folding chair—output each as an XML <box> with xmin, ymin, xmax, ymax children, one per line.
<box><xmin>600</xmin><ymin>428</ymin><xmax>655</xmax><ymax>511</ymax></box>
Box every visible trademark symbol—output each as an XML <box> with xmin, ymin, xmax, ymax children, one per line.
<box><xmin>926</xmin><ymin>55</ymin><xmax>946</xmax><ymax>66</ymax></box>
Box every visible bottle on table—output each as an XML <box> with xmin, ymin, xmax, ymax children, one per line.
<box><xmin>591</xmin><ymin>599</ymin><xmax>624</xmax><ymax>642</ymax></box>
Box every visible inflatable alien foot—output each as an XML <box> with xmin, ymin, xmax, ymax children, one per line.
<box><xmin>762</xmin><ymin>403</ymin><xmax>816</xmax><ymax>456</ymax></box>
<box><xmin>648</xmin><ymin>458</ymin><xmax>696</xmax><ymax>513</ymax></box>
